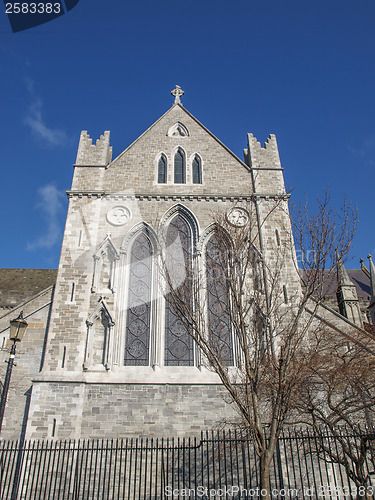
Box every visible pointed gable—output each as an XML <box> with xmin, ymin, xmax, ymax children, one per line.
<box><xmin>103</xmin><ymin>104</ymin><xmax>251</xmax><ymax>196</ymax></box>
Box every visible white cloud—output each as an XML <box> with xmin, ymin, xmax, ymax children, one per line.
<box><xmin>24</xmin><ymin>76</ymin><xmax>35</xmax><ymax>94</ymax></box>
<box><xmin>348</xmin><ymin>134</ymin><xmax>375</xmax><ymax>160</ymax></box>
<box><xmin>27</xmin><ymin>184</ymin><xmax>65</xmax><ymax>251</ymax></box>
<box><xmin>24</xmin><ymin>99</ymin><xmax>68</xmax><ymax>146</ymax></box>
<box><xmin>23</xmin><ymin>78</ymin><xmax>68</xmax><ymax>147</ymax></box>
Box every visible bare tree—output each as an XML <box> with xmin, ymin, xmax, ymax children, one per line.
<box><xmin>294</xmin><ymin>327</ymin><xmax>375</xmax><ymax>497</ymax></box>
<box><xmin>158</xmin><ymin>193</ymin><xmax>358</xmax><ymax>499</ymax></box>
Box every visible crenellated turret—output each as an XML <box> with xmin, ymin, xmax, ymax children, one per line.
<box><xmin>75</xmin><ymin>130</ymin><xmax>112</xmax><ymax>167</ymax></box>
<box><xmin>244</xmin><ymin>132</ymin><xmax>301</xmax><ymax>310</ymax></box>
<box><xmin>246</xmin><ymin>133</ymin><xmax>282</xmax><ymax>170</ymax></box>
<box><xmin>244</xmin><ymin>133</ymin><xmax>286</xmax><ymax>195</ymax></box>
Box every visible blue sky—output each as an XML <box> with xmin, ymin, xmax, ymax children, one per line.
<box><xmin>0</xmin><ymin>0</ymin><xmax>374</xmax><ymax>269</ymax></box>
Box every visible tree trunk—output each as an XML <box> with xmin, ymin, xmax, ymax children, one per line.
<box><xmin>259</xmin><ymin>453</ymin><xmax>272</xmax><ymax>500</ymax></box>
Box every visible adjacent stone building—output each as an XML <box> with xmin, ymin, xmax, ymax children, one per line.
<box><xmin>0</xmin><ymin>88</ymin><xmax>373</xmax><ymax>440</ymax></box>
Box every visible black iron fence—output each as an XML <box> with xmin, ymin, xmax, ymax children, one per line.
<box><xmin>1</xmin><ymin>427</ymin><xmax>375</xmax><ymax>499</ymax></box>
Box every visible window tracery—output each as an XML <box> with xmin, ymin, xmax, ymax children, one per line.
<box><xmin>124</xmin><ymin>233</ymin><xmax>153</xmax><ymax>366</ymax></box>
<box><xmin>205</xmin><ymin>234</ymin><xmax>233</xmax><ymax>365</ymax></box>
<box><xmin>167</xmin><ymin>122</ymin><xmax>189</xmax><ymax>137</ymax></box>
<box><xmin>164</xmin><ymin>215</ymin><xmax>194</xmax><ymax>366</ymax></box>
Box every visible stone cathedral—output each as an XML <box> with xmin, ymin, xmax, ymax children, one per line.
<box><xmin>0</xmin><ymin>87</ymin><xmax>374</xmax><ymax>440</ymax></box>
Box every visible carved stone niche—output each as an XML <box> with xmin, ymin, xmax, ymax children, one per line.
<box><xmin>92</xmin><ymin>236</ymin><xmax>120</xmax><ymax>294</ymax></box>
<box><xmin>83</xmin><ymin>299</ymin><xmax>114</xmax><ymax>371</ymax></box>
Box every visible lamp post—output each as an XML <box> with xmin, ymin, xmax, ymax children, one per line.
<box><xmin>0</xmin><ymin>311</ymin><xmax>28</xmax><ymax>434</ymax></box>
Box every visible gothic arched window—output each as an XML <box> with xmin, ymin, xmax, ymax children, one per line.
<box><xmin>192</xmin><ymin>155</ymin><xmax>202</xmax><ymax>184</ymax></box>
<box><xmin>165</xmin><ymin>215</ymin><xmax>194</xmax><ymax>366</ymax></box>
<box><xmin>124</xmin><ymin>233</ymin><xmax>153</xmax><ymax>366</ymax></box>
<box><xmin>206</xmin><ymin>234</ymin><xmax>233</xmax><ymax>365</ymax></box>
<box><xmin>174</xmin><ymin>149</ymin><xmax>186</xmax><ymax>184</ymax></box>
<box><xmin>158</xmin><ymin>155</ymin><xmax>167</xmax><ymax>184</ymax></box>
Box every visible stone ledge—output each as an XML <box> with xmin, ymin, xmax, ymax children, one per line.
<box><xmin>65</xmin><ymin>191</ymin><xmax>290</xmax><ymax>202</ymax></box>
<box><xmin>31</xmin><ymin>366</ymin><xmax>239</xmax><ymax>385</ymax></box>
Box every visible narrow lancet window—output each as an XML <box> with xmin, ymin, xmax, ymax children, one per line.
<box><xmin>206</xmin><ymin>234</ymin><xmax>233</xmax><ymax>365</ymax></box>
<box><xmin>165</xmin><ymin>215</ymin><xmax>194</xmax><ymax>366</ymax></box>
<box><xmin>158</xmin><ymin>155</ymin><xmax>167</xmax><ymax>183</ymax></box>
<box><xmin>174</xmin><ymin>149</ymin><xmax>186</xmax><ymax>184</ymax></box>
<box><xmin>124</xmin><ymin>233</ymin><xmax>153</xmax><ymax>366</ymax></box>
<box><xmin>192</xmin><ymin>155</ymin><xmax>202</xmax><ymax>184</ymax></box>
<box><xmin>283</xmin><ymin>285</ymin><xmax>288</xmax><ymax>304</ymax></box>
<box><xmin>275</xmin><ymin>229</ymin><xmax>281</xmax><ymax>247</ymax></box>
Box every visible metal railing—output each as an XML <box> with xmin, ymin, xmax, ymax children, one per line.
<box><xmin>1</xmin><ymin>427</ymin><xmax>375</xmax><ymax>499</ymax></box>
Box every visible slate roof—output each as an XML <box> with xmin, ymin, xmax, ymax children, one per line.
<box><xmin>320</xmin><ymin>270</ymin><xmax>371</xmax><ymax>299</ymax></box>
<box><xmin>0</xmin><ymin>269</ymin><xmax>57</xmax><ymax>311</ymax></box>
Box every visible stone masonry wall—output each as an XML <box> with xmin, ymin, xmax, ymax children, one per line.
<box><xmin>26</xmin><ymin>103</ymin><xmax>301</xmax><ymax>440</ymax></box>
<box><xmin>0</xmin><ymin>287</ymin><xmax>53</xmax><ymax>440</ymax></box>
<box><xmin>27</xmin><ymin>383</ymin><xmax>237</xmax><ymax>440</ymax></box>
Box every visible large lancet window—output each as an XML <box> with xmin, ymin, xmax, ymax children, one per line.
<box><xmin>206</xmin><ymin>234</ymin><xmax>233</xmax><ymax>365</ymax></box>
<box><xmin>174</xmin><ymin>149</ymin><xmax>186</xmax><ymax>184</ymax></box>
<box><xmin>158</xmin><ymin>155</ymin><xmax>167</xmax><ymax>184</ymax></box>
<box><xmin>192</xmin><ymin>155</ymin><xmax>202</xmax><ymax>184</ymax></box>
<box><xmin>165</xmin><ymin>215</ymin><xmax>194</xmax><ymax>366</ymax></box>
<box><xmin>124</xmin><ymin>233</ymin><xmax>153</xmax><ymax>366</ymax></box>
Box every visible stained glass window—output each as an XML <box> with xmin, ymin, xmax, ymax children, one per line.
<box><xmin>192</xmin><ymin>155</ymin><xmax>201</xmax><ymax>184</ymax></box>
<box><xmin>174</xmin><ymin>150</ymin><xmax>185</xmax><ymax>184</ymax></box>
<box><xmin>165</xmin><ymin>215</ymin><xmax>194</xmax><ymax>366</ymax></box>
<box><xmin>206</xmin><ymin>235</ymin><xmax>233</xmax><ymax>365</ymax></box>
<box><xmin>124</xmin><ymin>233</ymin><xmax>153</xmax><ymax>366</ymax></box>
<box><xmin>158</xmin><ymin>155</ymin><xmax>167</xmax><ymax>183</ymax></box>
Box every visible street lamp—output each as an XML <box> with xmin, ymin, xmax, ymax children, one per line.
<box><xmin>0</xmin><ymin>311</ymin><xmax>28</xmax><ymax>433</ymax></box>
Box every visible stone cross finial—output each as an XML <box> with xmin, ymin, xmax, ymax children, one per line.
<box><xmin>171</xmin><ymin>85</ymin><xmax>184</xmax><ymax>104</ymax></box>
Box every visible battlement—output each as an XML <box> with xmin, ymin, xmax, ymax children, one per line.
<box><xmin>245</xmin><ymin>133</ymin><xmax>281</xmax><ymax>170</ymax></box>
<box><xmin>75</xmin><ymin>130</ymin><xmax>112</xmax><ymax>166</ymax></box>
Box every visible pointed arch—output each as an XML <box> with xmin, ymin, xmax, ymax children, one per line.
<box><xmin>157</xmin><ymin>153</ymin><xmax>167</xmax><ymax>184</ymax></box>
<box><xmin>160</xmin><ymin>205</ymin><xmax>199</xmax><ymax>366</ymax></box>
<box><xmin>121</xmin><ymin>222</ymin><xmax>159</xmax><ymax>254</ymax></box>
<box><xmin>160</xmin><ymin>204</ymin><xmax>199</xmax><ymax>245</ymax></box>
<box><xmin>192</xmin><ymin>154</ymin><xmax>202</xmax><ymax>184</ymax></box>
<box><xmin>124</xmin><ymin>232</ymin><xmax>155</xmax><ymax>366</ymax></box>
<box><xmin>92</xmin><ymin>235</ymin><xmax>120</xmax><ymax>293</ymax></box>
<box><xmin>204</xmin><ymin>231</ymin><xmax>234</xmax><ymax>366</ymax></box>
<box><xmin>84</xmin><ymin>299</ymin><xmax>114</xmax><ymax>370</ymax></box>
<box><xmin>174</xmin><ymin>147</ymin><xmax>186</xmax><ymax>184</ymax></box>
<box><xmin>167</xmin><ymin>122</ymin><xmax>189</xmax><ymax>137</ymax></box>
<box><xmin>121</xmin><ymin>224</ymin><xmax>159</xmax><ymax>367</ymax></box>
<box><xmin>164</xmin><ymin>213</ymin><xmax>194</xmax><ymax>366</ymax></box>
<box><xmin>198</xmin><ymin>223</ymin><xmax>232</xmax><ymax>256</ymax></box>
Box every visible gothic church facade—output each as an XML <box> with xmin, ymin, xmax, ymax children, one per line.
<box><xmin>0</xmin><ymin>88</ymin><xmax>373</xmax><ymax>440</ymax></box>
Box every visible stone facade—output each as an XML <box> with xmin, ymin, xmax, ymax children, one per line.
<box><xmin>0</xmin><ymin>286</ymin><xmax>54</xmax><ymax>440</ymax></box>
<box><xmin>0</xmin><ymin>92</ymin><xmax>373</xmax><ymax>440</ymax></box>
